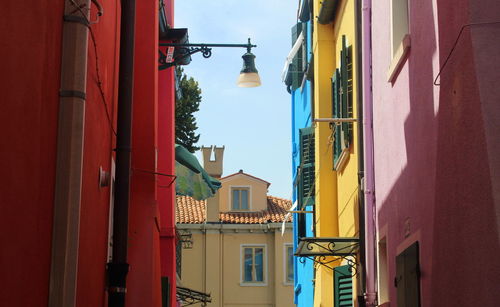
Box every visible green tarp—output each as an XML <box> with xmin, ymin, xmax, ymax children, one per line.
<box><xmin>175</xmin><ymin>144</ymin><xmax>221</xmax><ymax>200</ymax></box>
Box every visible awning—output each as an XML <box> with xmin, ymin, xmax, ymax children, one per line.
<box><xmin>281</xmin><ymin>31</ymin><xmax>304</xmax><ymax>82</ymax></box>
<box><xmin>175</xmin><ymin>144</ymin><xmax>221</xmax><ymax>200</ymax></box>
<box><xmin>318</xmin><ymin>0</ymin><xmax>339</xmax><ymax>25</ymax></box>
<box><xmin>298</xmin><ymin>0</ymin><xmax>311</xmax><ymax>22</ymax></box>
<box><xmin>176</xmin><ymin>286</ymin><xmax>211</xmax><ymax>307</ymax></box>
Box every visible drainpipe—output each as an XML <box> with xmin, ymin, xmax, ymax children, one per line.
<box><xmin>361</xmin><ymin>0</ymin><xmax>377</xmax><ymax>306</ymax></box>
<box><xmin>106</xmin><ymin>0</ymin><xmax>136</xmax><ymax>306</ymax></box>
<box><xmin>355</xmin><ymin>0</ymin><xmax>366</xmax><ymax>305</ymax></box>
<box><xmin>48</xmin><ymin>1</ymin><xmax>90</xmax><ymax>306</ymax></box>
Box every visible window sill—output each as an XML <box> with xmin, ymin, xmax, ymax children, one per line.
<box><xmin>387</xmin><ymin>34</ymin><xmax>411</xmax><ymax>83</ymax></box>
<box><xmin>334</xmin><ymin>148</ymin><xmax>350</xmax><ymax>171</ymax></box>
<box><xmin>240</xmin><ymin>282</ymin><xmax>268</xmax><ymax>287</ymax></box>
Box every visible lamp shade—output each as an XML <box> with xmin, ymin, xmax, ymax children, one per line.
<box><xmin>237</xmin><ymin>52</ymin><xmax>261</xmax><ymax>87</ymax></box>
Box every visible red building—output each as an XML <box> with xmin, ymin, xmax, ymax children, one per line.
<box><xmin>0</xmin><ymin>0</ymin><xmax>179</xmax><ymax>306</ymax></box>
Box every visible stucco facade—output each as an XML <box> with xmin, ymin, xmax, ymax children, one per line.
<box><xmin>287</xmin><ymin>4</ymin><xmax>315</xmax><ymax>307</ymax></box>
<box><xmin>371</xmin><ymin>0</ymin><xmax>500</xmax><ymax>306</ymax></box>
<box><xmin>311</xmin><ymin>0</ymin><xmax>362</xmax><ymax>306</ymax></box>
<box><xmin>176</xmin><ymin>148</ymin><xmax>294</xmax><ymax>307</ymax></box>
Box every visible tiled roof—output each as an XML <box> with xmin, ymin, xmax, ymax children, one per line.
<box><xmin>176</xmin><ymin>196</ymin><xmax>206</xmax><ymax>224</ymax></box>
<box><xmin>175</xmin><ymin>195</ymin><xmax>292</xmax><ymax>224</ymax></box>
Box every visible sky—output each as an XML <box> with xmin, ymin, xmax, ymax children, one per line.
<box><xmin>175</xmin><ymin>1</ymin><xmax>298</xmax><ymax>199</ymax></box>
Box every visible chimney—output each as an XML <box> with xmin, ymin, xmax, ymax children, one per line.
<box><xmin>201</xmin><ymin>145</ymin><xmax>224</xmax><ymax>178</ymax></box>
<box><xmin>202</xmin><ymin>146</ymin><xmax>224</xmax><ymax>222</ymax></box>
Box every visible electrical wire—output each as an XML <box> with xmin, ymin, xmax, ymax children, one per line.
<box><xmin>434</xmin><ymin>21</ymin><xmax>500</xmax><ymax>86</ymax></box>
<box><xmin>69</xmin><ymin>0</ymin><xmax>117</xmax><ymax>136</ymax></box>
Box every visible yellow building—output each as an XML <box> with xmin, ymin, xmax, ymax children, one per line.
<box><xmin>176</xmin><ymin>146</ymin><xmax>294</xmax><ymax>307</ymax></box>
<box><xmin>300</xmin><ymin>0</ymin><xmax>362</xmax><ymax>306</ymax></box>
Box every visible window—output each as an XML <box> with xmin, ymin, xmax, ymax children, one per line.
<box><xmin>242</xmin><ymin>246</ymin><xmax>266</xmax><ymax>284</ymax></box>
<box><xmin>378</xmin><ymin>238</ymin><xmax>389</xmax><ymax>304</ymax></box>
<box><xmin>232</xmin><ymin>187</ymin><xmax>249</xmax><ymax>210</ymax></box>
<box><xmin>285</xmin><ymin>244</ymin><xmax>294</xmax><ymax>284</ymax></box>
<box><xmin>331</xmin><ymin>35</ymin><xmax>353</xmax><ymax>170</ymax></box>
<box><xmin>395</xmin><ymin>241</ymin><xmax>421</xmax><ymax>307</ymax></box>
<box><xmin>290</xmin><ymin>22</ymin><xmax>307</xmax><ymax>91</ymax></box>
<box><xmin>334</xmin><ymin>265</ymin><xmax>353</xmax><ymax>306</ymax></box>
<box><xmin>388</xmin><ymin>0</ymin><xmax>410</xmax><ymax>82</ymax></box>
<box><xmin>390</xmin><ymin>0</ymin><xmax>409</xmax><ymax>57</ymax></box>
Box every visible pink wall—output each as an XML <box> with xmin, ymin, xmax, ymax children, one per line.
<box><xmin>372</xmin><ymin>0</ymin><xmax>500</xmax><ymax>305</ymax></box>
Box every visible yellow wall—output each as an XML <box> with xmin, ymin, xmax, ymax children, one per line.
<box><xmin>179</xmin><ymin>227</ymin><xmax>293</xmax><ymax>307</ymax></box>
<box><xmin>312</xmin><ymin>0</ymin><xmax>360</xmax><ymax>306</ymax></box>
<box><xmin>179</xmin><ymin>174</ymin><xmax>292</xmax><ymax>306</ymax></box>
<box><xmin>219</xmin><ymin>174</ymin><xmax>269</xmax><ymax>212</ymax></box>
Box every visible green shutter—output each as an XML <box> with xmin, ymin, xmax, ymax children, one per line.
<box><xmin>332</xmin><ymin>69</ymin><xmax>342</xmax><ymax>165</ymax></box>
<box><xmin>299</xmin><ymin>127</ymin><xmax>315</xmax><ymax>207</ymax></box>
<box><xmin>334</xmin><ymin>265</ymin><xmax>353</xmax><ymax>307</ymax></box>
<box><xmin>340</xmin><ymin>35</ymin><xmax>353</xmax><ymax>148</ymax></box>
<box><xmin>291</xmin><ymin>23</ymin><xmax>304</xmax><ymax>91</ymax></box>
<box><xmin>395</xmin><ymin>242</ymin><xmax>421</xmax><ymax>307</ymax></box>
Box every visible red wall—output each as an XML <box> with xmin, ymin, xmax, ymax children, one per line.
<box><xmin>158</xmin><ymin>1</ymin><xmax>178</xmax><ymax>306</ymax></box>
<box><xmin>77</xmin><ymin>1</ymin><xmax>121</xmax><ymax>306</ymax></box>
<box><xmin>127</xmin><ymin>0</ymin><xmax>163</xmax><ymax>306</ymax></box>
<box><xmin>0</xmin><ymin>1</ymin><xmax>62</xmax><ymax>305</ymax></box>
<box><xmin>1</xmin><ymin>0</ymin><xmax>169</xmax><ymax>306</ymax></box>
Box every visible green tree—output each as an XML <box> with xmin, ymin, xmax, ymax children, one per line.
<box><xmin>175</xmin><ymin>67</ymin><xmax>201</xmax><ymax>153</ymax></box>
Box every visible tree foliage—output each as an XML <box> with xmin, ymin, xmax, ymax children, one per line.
<box><xmin>175</xmin><ymin>67</ymin><xmax>202</xmax><ymax>153</ymax></box>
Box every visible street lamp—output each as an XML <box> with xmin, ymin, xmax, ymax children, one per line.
<box><xmin>159</xmin><ymin>38</ymin><xmax>261</xmax><ymax>87</ymax></box>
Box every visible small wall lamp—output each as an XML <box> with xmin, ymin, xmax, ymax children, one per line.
<box><xmin>159</xmin><ymin>38</ymin><xmax>261</xmax><ymax>87</ymax></box>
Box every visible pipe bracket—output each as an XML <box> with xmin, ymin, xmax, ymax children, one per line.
<box><xmin>63</xmin><ymin>15</ymin><xmax>90</xmax><ymax>27</ymax></box>
<box><xmin>59</xmin><ymin>90</ymin><xmax>86</xmax><ymax>100</ymax></box>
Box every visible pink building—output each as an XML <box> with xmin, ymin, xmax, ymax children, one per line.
<box><xmin>369</xmin><ymin>0</ymin><xmax>500</xmax><ymax>306</ymax></box>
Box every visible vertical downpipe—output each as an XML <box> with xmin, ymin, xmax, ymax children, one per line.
<box><xmin>49</xmin><ymin>0</ymin><xmax>90</xmax><ymax>306</ymax></box>
<box><xmin>361</xmin><ymin>0</ymin><xmax>377</xmax><ymax>305</ymax></box>
<box><xmin>107</xmin><ymin>0</ymin><xmax>136</xmax><ymax>306</ymax></box>
<box><xmin>355</xmin><ymin>0</ymin><xmax>366</xmax><ymax>305</ymax></box>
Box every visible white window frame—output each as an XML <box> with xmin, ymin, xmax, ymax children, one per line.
<box><xmin>283</xmin><ymin>243</ymin><xmax>294</xmax><ymax>285</ymax></box>
<box><xmin>240</xmin><ymin>244</ymin><xmax>267</xmax><ymax>286</ymax></box>
<box><xmin>387</xmin><ymin>0</ymin><xmax>411</xmax><ymax>82</ymax></box>
<box><xmin>230</xmin><ymin>186</ymin><xmax>252</xmax><ymax>211</ymax></box>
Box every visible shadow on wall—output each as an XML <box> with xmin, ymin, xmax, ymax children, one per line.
<box><xmin>376</xmin><ymin>0</ymin><xmax>500</xmax><ymax>306</ymax></box>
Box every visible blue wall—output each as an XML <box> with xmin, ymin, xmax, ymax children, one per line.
<box><xmin>290</xmin><ymin>20</ymin><xmax>314</xmax><ymax>307</ymax></box>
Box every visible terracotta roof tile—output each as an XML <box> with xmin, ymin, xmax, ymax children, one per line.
<box><xmin>176</xmin><ymin>195</ymin><xmax>206</xmax><ymax>224</ymax></box>
<box><xmin>175</xmin><ymin>195</ymin><xmax>292</xmax><ymax>224</ymax></box>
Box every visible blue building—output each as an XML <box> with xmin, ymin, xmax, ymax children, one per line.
<box><xmin>284</xmin><ymin>1</ymin><xmax>314</xmax><ymax>306</ymax></box>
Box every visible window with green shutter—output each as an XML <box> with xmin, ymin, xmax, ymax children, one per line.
<box><xmin>299</xmin><ymin>127</ymin><xmax>315</xmax><ymax>208</ymax></box>
<box><xmin>334</xmin><ymin>265</ymin><xmax>353</xmax><ymax>307</ymax></box>
<box><xmin>331</xmin><ymin>35</ymin><xmax>353</xmax><ymax>169</ymax></box>
<box><xmin>395</xmin><ymin>242</ymin><xmax>421</xmax><ymax>307</ymax></box>
<box><xmin>291</xmin><ymin>23</ymin><xmax>307</xmax><ymax>91</ymax></box>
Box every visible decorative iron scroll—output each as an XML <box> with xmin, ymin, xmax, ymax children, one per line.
<box><xmin>176</xmin><ymin>286</ymin><xmax>211</xmax><ymax>307</ymax></box>
<box><xmin>295</xmin><ymin>237</ymin><xmax>359</xmax><ymax>275</ymax></box>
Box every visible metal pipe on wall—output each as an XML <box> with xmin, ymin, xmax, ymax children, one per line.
<box><xmin>361</xmin><ymin>0</ymin><xmax>377</xmax><ymax>305</ymax></box>
<box><xmin>106</xmin><ymin>0</ymin><xmax>136</xmax><ymax>305</ymax></box>
<box><xmin>49</xmin><ymin>0</ymin><xmax>91</xmax><ymax>305</ymax></box>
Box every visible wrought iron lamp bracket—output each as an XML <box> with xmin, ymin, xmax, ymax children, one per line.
<box><xmin>294</xmin><ymin>237</ymin><xmax>360</xmax><ymax>276</ymax></box>
<box><xmin>158</xmin><ymin>39</ymin><xmax>256</xmax><ymax>70</ymax></box>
